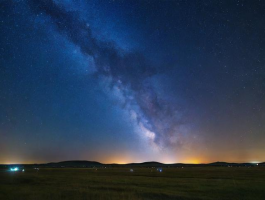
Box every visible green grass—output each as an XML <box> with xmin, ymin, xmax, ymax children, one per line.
<box><xmin>0</xmin><ymin>167</ymin><xmax>265</xmax><ymax>200</ymax></box>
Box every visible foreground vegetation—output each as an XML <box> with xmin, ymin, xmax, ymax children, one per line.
<box><xmin>0</xmin><ymin>167</ymin><xmax>265</xmax><ymax>200</ymax></box>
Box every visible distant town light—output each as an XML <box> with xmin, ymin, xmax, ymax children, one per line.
<box><xmin>157</xmin><ymin>168</ymin><xmax>162</xmax><ymax>172</ymax></box>
<box><xmin>10</xmin><ymin>167</ymin><xmax>19</xmax><ymax>172</ymax></box>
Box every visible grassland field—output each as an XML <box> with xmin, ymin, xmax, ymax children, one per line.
<box><xmin>0</xmin><ymin>167</ymin><xmax>265</xmax><ymax>200</ymax></box>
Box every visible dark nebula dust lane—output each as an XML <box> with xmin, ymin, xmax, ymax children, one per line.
<box><xmin>0</xmin><ymin>0</ymin><xmax>265</xmax><ymax>164</ymax></box>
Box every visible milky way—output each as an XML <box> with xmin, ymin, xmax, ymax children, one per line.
<box><xmin>28</xmin><ymin>0</ymin><xmax>186</xmax><ymax>149</ymax></box>
<box><xmin>1</xmin><ymin>0</ymin><xmax>265</xmax><ymax>164</ymax></box>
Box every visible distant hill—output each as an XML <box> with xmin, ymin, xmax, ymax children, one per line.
<box><xmin>46</xmin><ymin>160</ymin><xmax>102</xmax><ymax>167</ymax></box>
<box><xmin>126</xmin><ymin>161</ymin><xmax>164</xmax><ymax>167</ymax></box>
<box><xmin>209</xmin><ymin>162</ymin><xmax>235</xmax><ymax>166</ymax></box>
<box><xmin>209</xmin><ymin>162</ymin><xmax>264</xmax><ymax>167</ymax></box>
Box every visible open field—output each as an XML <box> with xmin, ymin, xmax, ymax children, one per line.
<box><xmin>1</xmin><ymin>167</ymin><xmax>265</xmax><ymax>200</ymax></box>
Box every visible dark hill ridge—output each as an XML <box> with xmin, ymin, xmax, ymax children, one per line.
<box><xmin>209</xmin><ymin>162</ymin><xmax>236</xmax><ymax>166</ymax></box>
<box><xmin>0</xmin><ymin>160</ymin><xmax>264</xmax><ymax>168</ymax></box>
<box><xmin>209</xmin><ymin>162</ymin><xmax>264</xmax><ymax>167</ymax></box>
<box><xmin>126</xmin><ymin>161</ymin><xmax>163</xmax><ymax>166</ymax></box>
<box><xmin>46</xmin><ymin>160</ymin><xmax>103</xmax><ymax>167</ymax></box>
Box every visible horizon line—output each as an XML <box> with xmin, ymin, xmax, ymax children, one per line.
<box><xmin>0</xmin><ymin>160</ymin><xmax>263</xmax><ymax>165</ymax></box>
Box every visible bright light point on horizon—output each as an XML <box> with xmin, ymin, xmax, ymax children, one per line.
<box><xmin>10</xmin><ymin>167</ymin><xmax>19</xmax><ymax>172</ymax></box>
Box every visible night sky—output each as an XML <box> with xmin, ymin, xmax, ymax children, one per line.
<box><xmin>1</xmin><ymin>0</ymin><xmax>265</xmax><ymax>164</ymax></box>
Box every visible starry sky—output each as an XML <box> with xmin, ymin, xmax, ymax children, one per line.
<box><xmin>0</xmin><ymin>0</ymin><xmax>265</xmax><ymax>164</ymax></box>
